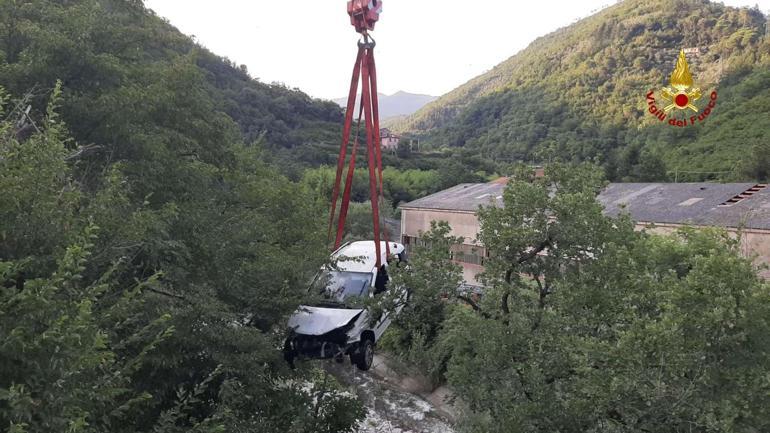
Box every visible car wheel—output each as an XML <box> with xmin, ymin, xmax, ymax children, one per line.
<box><xmin>352</xmin><ymin>339</ymin><xmax>374</xmax><ymax>371</ymax></box>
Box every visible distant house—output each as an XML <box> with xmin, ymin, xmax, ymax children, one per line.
<box><xmin>400</xmin><ymin>181</ymin><xmax>770</xmax><ymax>286</ymax></box>
<box><xmin>683</xmin><ymin>47</ymin><xmax>705</xmax><ymax>56</ymax></box>
<box><xmin>380</xmin><ymin>128</ymin><xmax>400</xmax><ymax>150</ymax></box>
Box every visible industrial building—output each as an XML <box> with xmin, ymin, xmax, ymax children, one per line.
<box><xmin>400</xmin><ymin>180</ymin><xmax>770</xmax><ymax>287</ymax></box>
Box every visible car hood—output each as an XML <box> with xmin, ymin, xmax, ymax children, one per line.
<box><xmin>288</xmin><ymin>306</ymin><xmax>364</xmax><ymax>336</ymax></box>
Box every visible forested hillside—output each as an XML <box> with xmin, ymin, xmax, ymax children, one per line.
<box><xmin>395</xmin><ymin>0</ymin><xmax>770</xmax><ymax>181</ymax></box>
<box><xmin>0</xmin><ymin>1</ymin><xmax>364</xmax><ymax>431</ymax></box>
<box><xmin>0</xmin><ymin>0</ymin><xmax>345</xmax><ymax>177</ymax></box>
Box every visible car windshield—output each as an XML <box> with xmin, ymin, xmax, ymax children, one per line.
<box><xmin>316</xmin><ymin>270</ymin><xmax>372</xmax><ymax>302</ymax></box>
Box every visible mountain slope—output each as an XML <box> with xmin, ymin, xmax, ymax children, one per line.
<box><xmin>0</xmin><ymin>0</ymin><xmax>343</xmax><ymax>176</ymax></box>
<box><xmin>395</xmin><ymin>0</ymin><xmax>770</xmax><ymax>181</ymax></box>
<box><xmin>333</xmin><ymin>91</ymin><xmax>438</xmax><ymax>119</ymax></box>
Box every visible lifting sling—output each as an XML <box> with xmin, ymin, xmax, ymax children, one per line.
<box><xmin>328</xmin><ymin>0</ymin><xmax>389</xmax><ymax>267</ymax></box>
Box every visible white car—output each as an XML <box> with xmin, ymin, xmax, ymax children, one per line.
<box><xmin>284</xmin><ymin>241</ymin><xmax>406</xmax><ymax>371</ymax></box>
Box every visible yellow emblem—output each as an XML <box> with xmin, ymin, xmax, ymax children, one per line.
<box><xmin>661</xmin><ymin>50</ymin><xmax>702</xmax><ymax>113</ymax></box>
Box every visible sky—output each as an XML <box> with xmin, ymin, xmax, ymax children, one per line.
<box><xmin>143</xmin><ymin>1</ymin><xmax>770</xmax><ymax>100</ymax></box>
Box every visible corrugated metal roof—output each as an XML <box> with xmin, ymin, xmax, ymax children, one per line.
<box><xmin>400</xmin><ymin>182</ymin><xmax>770</xmax><ymax>230</ymax></box>
<box><xmin>400</xmin><ymin>183</ymin><xmax>506</xmax><ymax>212</ymax></box>
<box><xmin>599</xmin><ymin>183</ymin><xmax>770</xmax><ymax>230</ymax></box>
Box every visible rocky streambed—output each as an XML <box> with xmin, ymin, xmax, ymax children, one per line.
<box><xmin>325</xmin><ymin>354</ymin><xmax>458</xmax><ymax>433</ymax></box>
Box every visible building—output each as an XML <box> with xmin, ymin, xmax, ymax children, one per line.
<box><xmin>400</xmin><ymin>180</ymin><xmax>505</xmax><ymax>287</ymax></box>
<box><xmin>380</xmin><ymin>128</ymin><xmax>400</xmax><ymax>150</ymax></box>
<box><xmin>682</xmin><ymin>47</ymin><xmax>705</xmax><ymax>56</ymax></box>
<box><xmin>400</xmin><ymin>181</ymin><xmax>770</xmax><ymax>286</ymax></box>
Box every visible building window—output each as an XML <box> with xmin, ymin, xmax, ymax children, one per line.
<box><xmin>402</xmin><ymin>235</ymin><xmax>424</xmax><ymax>254</ymax></box>
<box><xmin>402</xmin><ymin>238</ymin><xmax>487</xmax><ymax>266</ymax></box>
<box><xmin>450</xmin><ymin>245</ymin><xmax>486</xmax><ymax>266</ymax></box>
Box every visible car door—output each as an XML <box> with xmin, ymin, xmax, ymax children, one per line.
<box><xmin>370</xmin><ymin>265</ymin><xmax>400</xmax><ymax>341</ymax></box>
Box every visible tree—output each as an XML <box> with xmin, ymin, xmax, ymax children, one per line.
<box><xmin>437</xmin><ymin>159</ymin><xmax>485</xmax><ymax>190</ymax></box>
<box><xmin>396</xmin><ymin>139</ymin><xmax>412</xmax><ymax>159</ymax></box>
<box><xmin>401</xmin><ymin>164</ymin><xmax>770</xmax><ymax>432</ymax></box>
<box><xmin>740</xmin><ymin>139</ymin><xmax>770</xmax><ymax>181</ymax></box>
<box><xmin>0</xmin><ymin>85</ymin><xmax>364</xmax><ymax>433</ymax></box>
<box><xmin>0</xmin><ymin>85</ymin><xmax>177</xmax><ymax>433</ymax></box>
<box><xmin>380</xmin><ymin>221</ymin><xmax>464</xmax><ymax>383</ymax></box>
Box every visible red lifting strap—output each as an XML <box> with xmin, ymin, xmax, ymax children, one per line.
<box><xmin>327</xmin><ymin>47</ymin><xmax>364</xmax><ymax>244</ymax></box>
<box><xmin>367</xmin><ymin>51</ymin><xmax>390</xmax><ymax>257</ymax></box>
<box><xmin>329</xmin><ymin>38</ymin><xmax>388</xmax><ymax>268</ymax></box>
<box><xmin>334</xmin><ymin>95</ymin><xmax>365</xmax><ymax>249</ymax></box>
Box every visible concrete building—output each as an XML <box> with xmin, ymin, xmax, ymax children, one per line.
<box><xmin>400</xmin><ymin>181</ymin><xmax>770</xmax><ymax>286</ymax></box>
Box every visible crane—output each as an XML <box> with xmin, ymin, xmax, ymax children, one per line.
<box><xmin>328</xmin><ymin>0</ymin><xmax>389</xmax><ymax>268</ymax></box>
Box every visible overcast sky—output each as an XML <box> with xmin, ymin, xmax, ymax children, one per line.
<box><xmin>143</xmin><ymin>1</ymin><xmax>770</xmax><ymax>100</ymax></box>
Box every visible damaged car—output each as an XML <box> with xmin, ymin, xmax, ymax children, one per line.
<box><xmin>284</xmin><ymin>240</ymin><xmax>406</xmax><ymax>371</ymax></box>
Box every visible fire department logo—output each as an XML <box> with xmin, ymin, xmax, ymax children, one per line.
<box><xmin>662</xmin><ymin>50</ymin><xmax>701</xmax><ymax>112</ymax></box>
<box><xmin>646</xmin><ymin>49</ymin><xmax>718</xmax><ymax>127</ymax></box>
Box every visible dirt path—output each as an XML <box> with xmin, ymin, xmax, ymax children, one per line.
<box><xmin>325</xmin><ymin>355</ymin><xmax>457</xmax><ymax>433</ymax></box>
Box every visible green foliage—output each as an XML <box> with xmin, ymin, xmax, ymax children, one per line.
<box><xmin>1</xmin><ymin>88</ymin><xmax>175</xmax><ymax>433</ymax></box>
<box><xmin>0</xmin><ymin>16</ymin><xmax>363</xmax><ymax>426</ymax></box>
<box><xmin>0</xmin><ymin>0</ymin><xmax>342</xmax><ymax>183</ymax></box>
<box><xmin>384</xmin><ymin>167</ymin><xmax>444</xmax><ymax>207</ymax></box>
<box><xmin>399</xmin><ymin>164</ymin><xmax>770</xmax><ymax>432</ymax></box>
<box><xmin>330</xmin><ymin>201</ymin><xmax>392</xmax><ymax>243</ymax></box>
<box><xmin>301</xmin><ymin>151</ymin><xmax>496</xmax><ymax>212</ymax></box>
<box><xmin>660</xmin><ymin>67</ymin><xmax>770</xmax><ymax>182</ymax></box>
<box><xmin>0</xmin><ymin>223</ymin><xmax>173</xmax><ymax>433</ymax></box>
<box><xmin>396</xmin><ymin>0</ymin><xmax>770</xmax><ymax>182</ymax></box>
<box><xmin>0</xmin><ymin>82</ymin><xmax>78</xmax><ymax>272</ymax></box>
<box><xmin>301</xmin><ymin>165</ymin><xmax>443</xmax><ymax>209</ymax></box>
<box><xmin>381</xmin><ymin>222</ymin><xmax>464</xmax><ymax>383</ymax></box>
<box><xmin>739</xmin><ymin>138</ymin><xmax>770</xmax><ymax>180</ymax></box>
<box><xmin>436</xmin><ymin>158</ymin><xmax>488</xmax><ymax>190</ymax></box>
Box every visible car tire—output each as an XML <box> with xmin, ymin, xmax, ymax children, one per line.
<box><xmin>351</xmin><ymin>339</ymin><xmax>374</xmax><ymax>371</ymax></box>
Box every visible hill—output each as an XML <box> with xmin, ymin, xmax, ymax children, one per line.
<box><xmin>395</xmin><ymin>0</ymin><xmax>770</xmax><ymax>182</ymax></box>
<box><xmin>333</xmin><ymin>91</ymin><xmax>438</xmax><ymax>119</ymax></box>
<box><xmin>0</xmin><ymin>0</ymin><xmax>344</xmax><ymax>177</ymax></box>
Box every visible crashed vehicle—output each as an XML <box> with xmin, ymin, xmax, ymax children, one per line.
<box><xmin>284</xmin><ymin>241</ymin><xmax>406</xmax><ymax>371</ymax></box>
